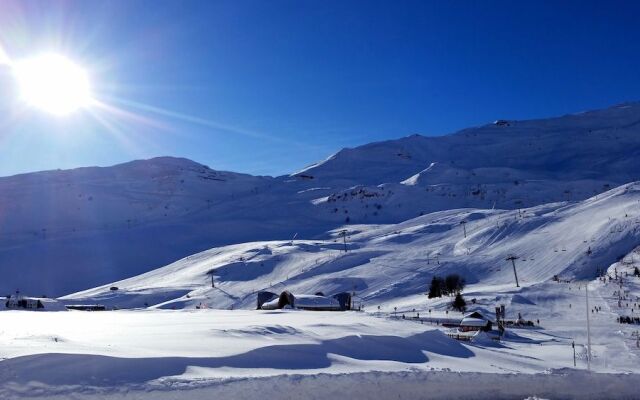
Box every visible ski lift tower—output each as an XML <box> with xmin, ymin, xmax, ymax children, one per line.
<box><xmin>506</xmin><ymin>255</ymin><xmax>520</xmax><ymax>287</ymax></box>
<box><xmin>340</xmin><ymin>230</ymin><xmax>348</xmax><ymax>253</ymax></box>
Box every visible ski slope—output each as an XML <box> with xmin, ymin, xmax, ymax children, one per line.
<box><xmin>65</xmin><ymin>182</ymin><xmax>640</xmax><ymax>312</ymax></box>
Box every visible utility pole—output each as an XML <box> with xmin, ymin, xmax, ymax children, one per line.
<box><xmin>572</xmin><ymin>340</ymin><xmax>576</xmax><ymax>367</ymax></box>
<box><xmin>211</xmin><ymin>273</ymin><xmax>215</xmax><ymax>288</ymax></box>
<box><xmin>341</xmin><ymin>230</ymin><xmax>348</xmax><ymax>253</ymax></box>
<box><xmin>506</xmin><ymin>255</ymin><xmax>520</xmax><ymax>287</ymax></box>
<box><xmin>585</xmin><ymin>283</ymin><xmax>592</xmax><ymax>371</ymax></box>
<box><xmin>460</xmin><ymin>220</ymin><xmax>467</xmax><ymax>238</ymax></box>
<box><xmin>351</xmin><ymin>284</ymin><xmax>356</xmax><ymax>310</ymax></box>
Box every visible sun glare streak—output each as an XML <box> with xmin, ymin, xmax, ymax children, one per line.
<box><xmin>91</xmin><ymin>99</ymin><xmax>169</xmax><ymax>131</ymax></box>
<box><xmin>105</xmin><ymin>96</ymin><xmax>294</xmax><ymax>145</ymax></box>
<box><xmin>85</xmin><ymin>106</ymin><xmax>153</xmax><ymax>155</ymax></box>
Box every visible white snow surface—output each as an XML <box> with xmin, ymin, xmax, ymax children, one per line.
<box><xmin>1</xmin><ymin>307</ymin><xmax>639</xmax><ymax>399</ymax></box>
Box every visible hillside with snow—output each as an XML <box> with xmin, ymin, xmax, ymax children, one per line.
<box><xmin>3</xmin><ymin>102</ymin><xmax>640</xmax><ymax>296</ymax></box>
<box><xmin>64</xmin><ymin>182</ymin><xmax>640</xmax><ymax>311</ymax></box>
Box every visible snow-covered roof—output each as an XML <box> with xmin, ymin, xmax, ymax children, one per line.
<box><xmin>460</xmin><ymin>317</ymin><xmax>490</xmax><ymax>327</ymax></box>
<box><xmin>293</xmin><ymin>294</ymin><xmax>341</xmax><ymax>309</ymax></box>
<box><xmin>460</xmin><ymin>311</ymin><xmax>493</xmax><ymax>326</ymax></box>
<box><xmin>463</xmin><ymin>311</ymin><xmax>492</xmax><ymax>320</ymax></box>
<box><xmin>260</xmin><ymin>298</ymin><xmax>280</xmax><ymax>310</ymax></box>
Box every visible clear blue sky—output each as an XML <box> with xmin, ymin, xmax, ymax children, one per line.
<box><xmin>0</xmin><ymin>0</ymin><xmax>639</xmax><ymax>177</ymax></box>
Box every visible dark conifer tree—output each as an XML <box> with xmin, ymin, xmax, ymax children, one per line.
<box><xmin>452</xmin><ymin>293</ymin><xmax>467</xmax><ymax>312</ymax></box>
<box><xmin>428</xmin><ymin>276</ymin><xmax>443</xmax><ymax>298</ymax></box>
<box><xmin>444</xmin><ymin>274</ymin><xmax>466</xmax><ymax>295</ymax></box>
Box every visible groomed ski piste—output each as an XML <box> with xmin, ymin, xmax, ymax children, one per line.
<box><xmin>2</xmin><ymin>183</ymin><xmax>640</xmax><ymax>399</ymax></box>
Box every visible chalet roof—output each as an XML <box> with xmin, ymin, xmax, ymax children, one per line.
<box><xmin>460</xmin><ymin>311</ymin><xmax>494</xmax><ymax>326</ymax></box>
<box><xmin>464</xmin><ymin>311</ymin><xmax>492</xmax><ymax>320</ymax></box>
<box><xmin>460</xmin><ymin>317</ymin><xmax>490</xmax><ymax>327</ymax></box>
<box><xmin>293</xmin><ymin>294</ymin><xmax>340</xmax><ymax>309</ymax></box>
<box><xmin>260</xmin><ymin>298</ymin><xmax>280</xmax><ymax>310</ymax></box>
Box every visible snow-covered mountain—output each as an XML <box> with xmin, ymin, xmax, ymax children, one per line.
<box><xmin>297</xmin><ymin>102</ymin><xmax>640</xmax><ymax>186</ymax></box>
<box><xmin>299</xmin><ymin>102</ymin><xmax>640</xmax><ymax>224</ymax></box>
<box><xmin>3</xmin><ymin>102</ymin><xmax>640</xmax><ymax>296</ymax></box>
<box><xmin>0</xmin><ymin>157</ymin><xmax>283</xmax><ymax>296</ymax></box>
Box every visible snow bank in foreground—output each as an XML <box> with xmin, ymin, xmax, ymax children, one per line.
<box><xmin>2</xmin><ymin>370</ymin><xmax>637</xmax><ymax>400</ymax></box>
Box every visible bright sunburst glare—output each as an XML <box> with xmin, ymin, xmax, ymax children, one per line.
<box><xmin>12</xmin><ymin>53</ymin><xmax>91</xmax><ymax>116</ymax></box>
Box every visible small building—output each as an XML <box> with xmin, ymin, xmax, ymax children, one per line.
<box><xmin>257</xmin><ymin>290</ymin><xmax>351</xmax><ymax>311</ymax></box>
<box><xmin>257</xmin><ymin>291</ymin><xmax>279</xmax><ymax>309</ymax></box>
<box><xmin>6</xmin><ymin>297</ymin><xmax>44</xmax><ymax>310</ymax></box>
<box><xmin>3</xmin><ymin>294</ymin><xmax>66</xmax><ymax>311</ymax></box>
<box><xmin>459</xmin><ymin>311</ymin><xmax>493</xmax><ymax>332</ymax></box>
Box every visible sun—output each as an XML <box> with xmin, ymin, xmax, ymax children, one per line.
<box><xmin>12</xmin><ymin>53</ymin><xmax>91</xmax><ymax>116</ymax></box>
